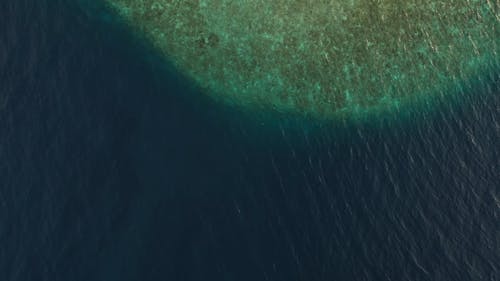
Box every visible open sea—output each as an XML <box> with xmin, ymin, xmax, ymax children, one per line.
<box><xmin>1</xmin><ymin>1</ymin><xmax>499</xmax><ymax>280</ymax></box>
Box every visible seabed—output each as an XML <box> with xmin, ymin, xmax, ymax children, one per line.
<box><xmin>99</xmin><ymin>0</ymin><xmax>498</xmax><ymax>130</ymax></box>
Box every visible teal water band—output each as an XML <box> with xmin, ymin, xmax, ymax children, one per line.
<box><xmin>104</xmin><ymin>0</ymin><xmax>499</xmax><ymax>119</ymax></box>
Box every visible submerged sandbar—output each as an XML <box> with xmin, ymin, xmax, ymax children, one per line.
<box><xmin>104</xmin><ymin>0</ymin><xmax>499</xmax><ymax>119</ymax></box>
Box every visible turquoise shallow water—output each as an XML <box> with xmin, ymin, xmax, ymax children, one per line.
<box><xmin>102</xmin><ymin>0</ymin><xmax>499</xmax><ymax>121</ymax></box>
<box><xmin>0</xmin><ymin>1</ymin><xmax>499</xmax><ymax>281</ymax></box>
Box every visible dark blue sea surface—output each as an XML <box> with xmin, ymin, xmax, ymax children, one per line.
<box><xmin>1</xmin><ymin>1</ymin><xmax>499</xmax><ymax>281</ymax></box>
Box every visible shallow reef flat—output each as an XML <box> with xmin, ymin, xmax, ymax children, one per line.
<box><xmin>103</xmin><ymin>0</ymin><xmax>499</xmax><ymax>120</ymax></box>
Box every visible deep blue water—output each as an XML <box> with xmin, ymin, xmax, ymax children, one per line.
<box><xmin>1</xmin><ymin>1</ymin><xmax>499</xmax><ymax>281</ymax></box>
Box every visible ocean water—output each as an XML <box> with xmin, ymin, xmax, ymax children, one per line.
<box><xmin>0</xmin><ymin>1</ymin><xmax>499</xmax><ymax>281</ymax></box>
